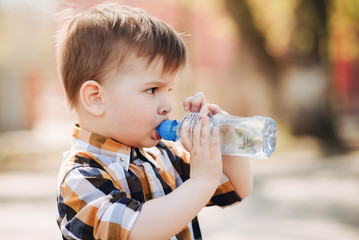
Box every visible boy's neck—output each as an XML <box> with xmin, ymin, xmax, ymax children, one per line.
<box><xmin>75</xmin><ymin>105</ymin><xmax>108</xmax><ymax>138</ymax></box>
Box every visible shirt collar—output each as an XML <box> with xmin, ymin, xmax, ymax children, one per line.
<box><xmin>71</xmin><ymin>124</ymin><xmax>132</xmax><ymax>170</ymax></box>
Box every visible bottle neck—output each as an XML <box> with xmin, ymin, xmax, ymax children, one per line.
<box><xmin>156</xmin><ymin>119</ymin><xmax>179</xmax><ymax>141</ymax></box>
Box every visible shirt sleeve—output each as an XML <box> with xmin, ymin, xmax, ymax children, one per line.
<box><xmin>207</xmin><ymin>174</ymin><xmax>242</xmax><ymax>207</ymax></box>
<box><xmin>57</xmin><ymin>164</ymin><xmax>141</xmax><ymax>240</ymax></box>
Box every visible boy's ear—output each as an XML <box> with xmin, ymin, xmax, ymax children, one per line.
<box><xmin>79</xmin><ymin>80</ymin><xmax>105</xmax><ymax>116</ymax></box>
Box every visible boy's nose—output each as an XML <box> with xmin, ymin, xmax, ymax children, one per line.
<box><xmin>159</xmin><ymin>99</ymin><xmax>172</xmax><ymax>115</ymax></box>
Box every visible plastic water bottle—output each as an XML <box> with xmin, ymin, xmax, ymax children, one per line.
<box><xmin>156</xmin><ymin>113</ymin><xmax>277</xmax><ymax>159</ymax></box>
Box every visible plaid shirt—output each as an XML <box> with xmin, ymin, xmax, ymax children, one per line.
<box><xmin>57</xmin><ymin>125</ymin><xmax>241</xmax><ymax>240</ymax></box>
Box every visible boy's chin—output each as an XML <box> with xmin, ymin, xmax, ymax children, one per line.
<box><xmin>138</xmin><ymin>138</ymin><xmax>159</xmax><ymax>148</ymax></box>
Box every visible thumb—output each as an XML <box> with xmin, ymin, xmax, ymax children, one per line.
<box><xmin>199</xmin><ymin>103</ymin><xmax>209</xmax><ymax>115</ymax></box>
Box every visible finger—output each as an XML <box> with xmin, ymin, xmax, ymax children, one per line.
<box><xmin>189</xmin><ymin>92</ymin><xmax>206</xmax><ymax>112</ymax></box>
<box><xmin>210</xmin><ymin>126</ymin><xmax>221</xmax><ymax>153</ymax></box>
<box><xmin>207</xmin><ymin>104</ymin><xmax>221</xmax><ymax>115</ymax></box>
<box><xmin>192</xmin><ymin>92</ymin><xmax>206</xmax><ymax>112</ymax></box>
<box><xmin>192</xmin><ymin>117</ymin><xmax>202</xmax><ymax>149</ymax></box>
<box><xmin>199</xmin><ymin>103</ymin><xmax>209</xmax><ymax>116</ymax></box>
<box><xmin>180</xmin><ymin>124</ymin><xmax>192</xmax><ymax>151</ymax></box>
<box><xmin>183</xmin><ymin>96</ymin><xmax>193</xmax><ymax>111</ymax></box>
<box><xmin>200</xmin><ymin>115</ymin><xmax>210</xmax><ymax>148</ymax></box>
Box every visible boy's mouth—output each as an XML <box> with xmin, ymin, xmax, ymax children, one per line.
<box><xmin>155</xmin><ymin>130</ymin><xmax>162</xmax><ymax>140</ymax></box>
<box><xmin>155</xmin><ymin>118</ymin><xmax>168</xmax><ymax>140</ymax></box>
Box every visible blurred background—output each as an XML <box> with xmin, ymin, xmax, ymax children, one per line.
<box><xmin>0</xmin><ymin>0</ymin><xmax>358</xmax><ymax>239</ymax></box>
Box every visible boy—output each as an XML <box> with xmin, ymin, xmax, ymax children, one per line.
<box><xmin>56</xmin><ymin>3</ymin><xmax>252</xmax><ymax>239</ymax></box>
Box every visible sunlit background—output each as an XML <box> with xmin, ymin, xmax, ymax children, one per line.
<box><xmin>0</xmin><ymin>0</ymin><xmax>358</xmax><ymax>239</ymax></box>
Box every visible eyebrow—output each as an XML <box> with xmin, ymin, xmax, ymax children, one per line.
<box><xmin>143</xmin><ymin>79</ymin><xmax>167</xmax><ymax>86</ymax></box>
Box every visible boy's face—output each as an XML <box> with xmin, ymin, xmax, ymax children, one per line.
<box><xmin>102</xmin><ymin>58</ymin><xmax>176</xmax><ymax>148</ymax></box>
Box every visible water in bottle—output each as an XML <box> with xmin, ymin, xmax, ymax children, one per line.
<box><xmin>156</xmin><ymin>113</ymin><xmax>277</xmax><ymax>159</ymax></box>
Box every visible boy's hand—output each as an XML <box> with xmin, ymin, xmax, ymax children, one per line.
<box><xmin>180</xmin><ymin>114</ymin><xmax>223</xmax><ymax>189</ymax></box>
<box><xmin>183</xmin><ymin>92</ymin><xmax>228</xmax><ymax>116</ymax></box>
<box><xmin>181</xmin><ymin>92</ymin><xmax>226</xmax><ymax>188</ymax></box>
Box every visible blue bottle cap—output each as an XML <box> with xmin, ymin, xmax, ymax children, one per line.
<box><xmin>156</xmin><ymin>120</ymin><xmax>179</xmax><ymax>141</ymax></box>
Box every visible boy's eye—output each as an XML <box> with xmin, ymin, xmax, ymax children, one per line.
<box><xmin>146</xmin><ymin>87</ymin><xmax>158</xmax><ymax>94</ymax></box>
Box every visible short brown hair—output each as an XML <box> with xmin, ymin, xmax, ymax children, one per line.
<box><xmin>56</xmin><ymin>3</ymin><xmax>187</xmax><ymax>108</ymax></box>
